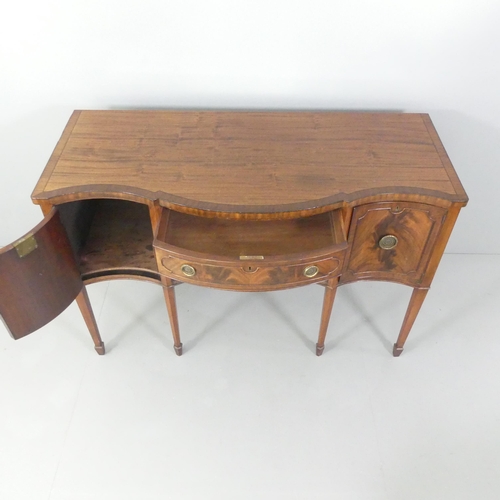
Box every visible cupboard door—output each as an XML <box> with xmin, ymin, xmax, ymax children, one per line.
<box><xmin>341</xmin><ymin>202</ymin><xmax>446</xmax><ymax>286</ymax></box>
<box><xmin>0</xmin><ymin>209</ymin><xmax>83</xmax><ymax>339</ymax></box>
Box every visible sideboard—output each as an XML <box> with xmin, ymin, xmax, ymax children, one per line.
<box><xmin>0</xmin><ymin>111</ymin><xmax>468</xmax><ymax>356</ymax></box>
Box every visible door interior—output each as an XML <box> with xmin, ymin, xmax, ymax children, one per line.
<box><xmin>0</xmin><ymin>209</ymin><xmax>83</xmax><ymax>339</ymax></box>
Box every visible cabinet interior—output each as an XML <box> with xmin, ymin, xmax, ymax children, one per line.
<box><xmin>59</xmin><ymin>199</ymin><xmax>158</xmax><ymax>282</ymax></box>
<box><xmin>57</xmin><ymin>199</ymin><xmax>346</xmax><ymax>282</ymax></box>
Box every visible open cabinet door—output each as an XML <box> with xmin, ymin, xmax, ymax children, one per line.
<box><xmin>0</xmin><ymin>209</ymin><xmax>83</xmax><ymax>339</ymax></box>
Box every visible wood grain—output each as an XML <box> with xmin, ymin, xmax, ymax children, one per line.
<box><xmin>78</xmin><ymin>199</ymin><xmax>159</xmax><ymax>281</ymax></box>
<box><xmin>341</xmin><ymin>202</ymin><xmax>446</xmax><ymax>286</ymax></box>
<box><xmin>0</xmin><ymin>209</ymin><xmax>82</xmax><ymax>339</ymax></box>
<box><xmin>31</xmin><ymin>111</ymin><xmax>468</xmax><ymax>218</ymax></box>
<box><xmin>156</xmin><ymin>251</ymin><xmax>343</xmax><ymax>291</ymax></box>
<box><xmin>75</xmin><ymin>286</ymin><xmax>105</xmax><ymax>354</ymax></box>
<box><xmin>154</xmin><ymin>208</ymin><xmax>347</xmax><ymax>291</ymax></box>
<box><xmin>9</xmin><ymin>110</ymin><xmax>468</xmax><ymax>356</ymax></box>
<box><xmin>164</xmin><ymin>210</ymin><xmax>339</xmax><ymax>257</ymax></box>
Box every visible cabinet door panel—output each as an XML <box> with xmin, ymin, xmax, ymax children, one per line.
<box><xmin>341</xmin><ymin>202</ymin><xmax>446</xmax><ymax>286</ymax></box>
<box><xmin>0</xmin><ymin>209</ymin><xmax>83</xmax><ymax>339</ymax></box>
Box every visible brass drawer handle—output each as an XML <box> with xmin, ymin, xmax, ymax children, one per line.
<box><xmin>304</xmin><ymin>265</ymin><xmax>319</xmax><ymax>278</ymax></box>
<box><xmin>181</xmin><ymin>264</ymin><xmax>196</xmax><ymax>277</ymax></box>
<box><xmin>379</xmin><ymin>234</ymin><xmax>398</xmax><ymax>250</ymax></box>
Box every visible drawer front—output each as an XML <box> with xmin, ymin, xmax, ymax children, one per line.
<box><xmin>156</xmin><ymin>250</ymin><xmax>343</xmax><ymax>291</ymax></box>
<box><xmin>342</xmin><ymin>202</ymin><xmax>446</xmax><ymax>286</ymax></box>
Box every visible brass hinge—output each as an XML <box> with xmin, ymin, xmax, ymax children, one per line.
<box><xmin>14</xmin><ymin>234</ymin><xmax>38</xmax><ymax>258</ymax></box>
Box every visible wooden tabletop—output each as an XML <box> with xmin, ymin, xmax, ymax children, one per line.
<box><xmin>32</xmin><ymin>110</ymin><xmax>468</xmax><ymax>217</ymax></box>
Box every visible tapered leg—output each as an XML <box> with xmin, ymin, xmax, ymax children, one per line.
<box><xmin>316</xmin><ymin>277</ymin><xmax>339</xmax><ymax>356</ymax></box>
<box><xmin>393</xmin><ymin>287</ymin><xmax>429</xmax><ymax>357</ymax></box>
<box><xmin>75</xmin><ymin>286</ymin><xmax>105</xmax><ymax>355</ymax></box>
<box><xmin>161</xmin><ymin>276</ymin><xmax>183</xmax><ymax>356</ymax></box>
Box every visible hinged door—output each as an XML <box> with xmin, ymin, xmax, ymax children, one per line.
<box><xmin>341</xmin><ymin>202</ymin><xmax>446</xmax><ymax>286</ymax></box>
<box><xmin>0</xmin><ymin>209</ymin><xmax>83</xmax><ymax>339</ymax></box>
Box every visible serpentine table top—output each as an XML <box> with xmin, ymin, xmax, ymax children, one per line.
<box><xmin>31</xmin><ymin>110</ymin><xmax>468</xmax><ymax>217</ymax></box>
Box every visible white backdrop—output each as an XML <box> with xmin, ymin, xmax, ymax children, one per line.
<box><xmin>1</xmin><ymin>0</ymin><xmax>499</xmax><ymax>253</ymax></box>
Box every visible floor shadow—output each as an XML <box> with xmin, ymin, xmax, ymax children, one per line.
<box><xmin>261</xmin><ymin>292</ymin><xmax>317</xmax><ymax>353</ymax></box>
<box><xmin>181</xmin><ymin>290</ymin><xmax>253</xmax><ymax>352</ymax></box>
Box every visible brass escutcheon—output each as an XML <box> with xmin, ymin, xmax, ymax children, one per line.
<box><xmin>242</xmin><ymin>265</ymin><xmax>259</xmax><ymax>273</ymax></box>
<box><xmin>379</xmin><ymin>234</ymin><xmax>398</xmax><ymax>250</ymax></box>
<box><xmin>303</xmin><ymin>265</ymin><xmax>319</xmax><ymax>278</ymax></box>
<box><xmin>181</xmin><ymin>264</ymin><xmax>196</xmax><ymax>277</ymax></box>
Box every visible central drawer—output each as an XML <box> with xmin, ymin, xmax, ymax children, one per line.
<box><xmin>153</xmin><ymin>209</ymin><xmax>347</xmax><ymax>291</ymax></box>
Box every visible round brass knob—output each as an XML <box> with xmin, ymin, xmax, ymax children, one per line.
<box><xmin>379</xmin><ymin>234</ymin><xmax>398</xmax><ymax>250</ymax></box>
<box><xmin>181</xmin><ymin>264</ymin><xmax>196</xmax><ymax>277</ymax></box>
<box><xmin>304</xmin><ymin>265</ymin><xmax>319</xmax><ymax>278</ymax></box>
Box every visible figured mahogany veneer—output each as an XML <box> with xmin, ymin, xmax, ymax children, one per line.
<box><xmin>342</xmin><ymin>202</ymin><xmax>447</xmax><ymax>286</ymax></box>
<box><xmin>0</xmin><ymin>110</ymin><xmax>468</xmax><ymax>357</ymax></box>
<box><xmin>154</xmin><ymin>209</ymin><xmax>347</xmax><ymax>291</ymax></box>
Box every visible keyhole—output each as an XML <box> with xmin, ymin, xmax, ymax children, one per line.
<box><xmin>242</xmin><ymin>265</ymin><xmax>259</xmax><ymax>273</ymax></box>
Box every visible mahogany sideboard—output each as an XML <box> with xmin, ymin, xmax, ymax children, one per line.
<box><xmin>0</xmin><ymin>111</ymin><xmax>468</xmax><ymax>357</ymax></box>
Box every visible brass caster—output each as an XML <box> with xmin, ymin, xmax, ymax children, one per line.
<box><xmin>174</xmin><ymin>343</ymin><xmax>183</xmax><ymax>356</ymax></box>
<box><xmin>392</xmin><ymin>344</ymin><xmax>404</xmax><ymax>357</ymax></box>
<box><xmin>316</xmin><ymin>343</ymin><xmax>325</xmax><ymax>356</ymax></box>
<box><xmin>94</xmin><ymin>342</ymin><xmax>105</xmax><ymax>355</ymax></box>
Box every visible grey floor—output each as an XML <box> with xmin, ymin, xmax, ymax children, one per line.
<box><xmin>0</xmin><ymin>254</ymin><xmax>499</xmax><ymax>500</ymax></box>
